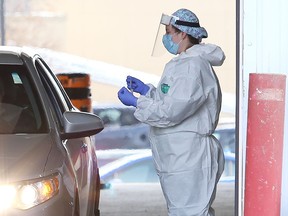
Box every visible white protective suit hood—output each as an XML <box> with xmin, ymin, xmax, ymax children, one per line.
<box><xmin>179</xmin><ymin>43</ymin><xmax>225</xmax><ymax>66</ymax></box>
<box><xmin>134</xmin><ymin>43</ymin><xmax>225</xmax><ymax>216</ymax></box>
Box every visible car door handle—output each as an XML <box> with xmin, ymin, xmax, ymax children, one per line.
<box><xmin>81</xmin><ymin>143</ymin><xmax>88</xmax><ymax>153</ymax></box>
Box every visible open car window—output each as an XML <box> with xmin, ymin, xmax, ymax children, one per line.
<box><xmin>0</xmin><ymin>65</ymin><xmax>48</xmax><ymax>134</ymax></box>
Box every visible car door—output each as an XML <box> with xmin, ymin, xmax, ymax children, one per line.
<box><xmin>34</xmin><ymin>58</ymin><xmax>95</xmax><ymax>215</ymax></box>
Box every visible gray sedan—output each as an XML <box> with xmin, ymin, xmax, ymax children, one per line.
<box><xmin>0</xmin><ymin>47</ymin><xmax>103</xmax><ymax>216</ymax></box>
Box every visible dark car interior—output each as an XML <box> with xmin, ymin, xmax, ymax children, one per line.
<box><xmin>0</xmin><ymin>65</ymin><xmax>47</xmax><ymax>133</ymax></box>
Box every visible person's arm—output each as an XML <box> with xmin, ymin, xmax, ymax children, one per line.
<box><xmin>134</xmin><ymin>74</ymin><xmax>206</xmax><ymax>127</ymax></box>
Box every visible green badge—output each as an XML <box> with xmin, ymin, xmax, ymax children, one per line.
<box><xmin>161</xmin><ymin>83</ymin><xmax>170</xmax><ymax>94</ymax></box>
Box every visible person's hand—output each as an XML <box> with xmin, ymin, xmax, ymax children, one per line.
<box><xmin>126</xmin><ymin>76</ymin><xmax>150</xmax><ymax>95</ymax></box>
<box><xmin>117</xmin><ymin>87</ymin><xmax>137</xmax><ymax>107</ymax></box>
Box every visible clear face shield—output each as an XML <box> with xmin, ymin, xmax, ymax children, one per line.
<box><xmin>151</xmin><ymin>14</ymin><xmax>174</xmax><ymax>57</ymax></box>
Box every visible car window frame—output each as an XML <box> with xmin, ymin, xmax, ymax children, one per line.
<box><xmin>35</xmin><ymin>58</ymin><xmax>73</xmax><ymax>130</ymax></box>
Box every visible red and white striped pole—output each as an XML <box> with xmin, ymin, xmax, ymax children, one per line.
<box><xmin>245</xmin><ymin>73</ymin><xmax>286</xmax><ymax>215</ymax></box>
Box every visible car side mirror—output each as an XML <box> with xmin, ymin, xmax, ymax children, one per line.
<box><xmin>61</xmin><ymin>111</ymin><xmax>104</xmax><ymax>139</ymax></box>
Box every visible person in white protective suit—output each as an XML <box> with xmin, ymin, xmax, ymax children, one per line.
<box><xmin>117</xmin><ymin>8</ymin><xmax>225</xmax><ymax>216</ymax></box>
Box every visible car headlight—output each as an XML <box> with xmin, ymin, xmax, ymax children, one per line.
<box><xmin>0</xmin><ymin>173</ymin><xmax>60</xmax><ymax>211</ymax></box>
<box><xmin>0</xmin><ymin>185</ymin><xmax>17</xmax><ymax>210</ymax></box>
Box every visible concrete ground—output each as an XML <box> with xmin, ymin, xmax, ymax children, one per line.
<box><xmin>100</xmin><ymin>182</ymin><xmax>235</xmax><ymax>216</ymax></box>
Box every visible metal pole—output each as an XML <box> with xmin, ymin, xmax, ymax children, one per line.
<box><xmin>235</xmin><ymin>0</ymin><xmax>241</xmax><ymax>215</ymax></box>
<box><xmin>0</xmin><ymin>0</ymin><xmax>5</xmax><ymax>45</ymax></box>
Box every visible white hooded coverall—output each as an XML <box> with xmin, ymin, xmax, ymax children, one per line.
<box><xmin>134</xmin><ymin>43</ymin><xmax>226</xmax><ymax>216</ymax></box>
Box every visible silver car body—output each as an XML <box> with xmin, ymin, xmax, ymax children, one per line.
<box><xmin>0</xmin><ymin>46</ymin><xmax>103</xmax><ymax>216</ymax></box>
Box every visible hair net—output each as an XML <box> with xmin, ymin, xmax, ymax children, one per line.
<box><xmin>171</xmin><ymin>8</ymin><xmax>208</xmax><ymax>39</ymax></box>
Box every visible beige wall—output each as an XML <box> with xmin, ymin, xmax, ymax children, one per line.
<box><xmin>5</xmin><ymin>0</ymin><xmax>235</xmax><ymax>103</ymax></box>
<box><xmin>60</xmin><ymin>0</ymin><xmax>236</xmax><ymax>103</ymax></box>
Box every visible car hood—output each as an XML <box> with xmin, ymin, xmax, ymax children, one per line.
<box><xmin>0</xmin><ymin>134</ymin><xmax>53</xmax><ymax>183</ymax></box>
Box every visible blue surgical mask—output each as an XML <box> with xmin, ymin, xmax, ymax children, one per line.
<box><xmin>162</xmin><ymin>34</ymin><xmax>181</xmax><ymax>55</ymax></box>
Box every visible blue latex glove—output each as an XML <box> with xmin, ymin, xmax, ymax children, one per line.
<box><xmin>118</xmin><ymin>87</ymin><xmax>138</xmax><ymax>107</ymax></box>
<box><xmin>126</xmin><ymin>76</ymin><xmax>150</xmax><ymax>95</ymax></box>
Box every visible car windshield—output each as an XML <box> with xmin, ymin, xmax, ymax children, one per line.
<box><xmin>0</xmin><ymin>64</ymin><xmax>48</xmax><ymax>134</ymax></box>
<box><xmin>94</xmin><ymin>107</ymin><xmax>140</xmax><ymax>127</ymax></box>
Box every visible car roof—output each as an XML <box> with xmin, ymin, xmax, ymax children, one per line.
<box><xmin>97</xmin><ymin>149</ymin><xmax>150</xmax><ymax>159</ymax></box>
<box><xmin>216</xmin><ymin>122</ymin><xmax>235</xmax><ymax>131</ymax></box>
<box><xmin>216</xmin><ymin>117</ymin><xmax>235</xmax><ymax>130</ymax></box>
<box><xmin>93</xmin><ymin>102</ymin><xmax>136</xmax><ymax>111</ymax></box>
<box><xmin>0</xmin><ymin>46</ymin><xmax>38</xmax><ymax>65</ymax></box>
<box><xmin>98</xmin><ymin>149</ymin><xmax>235</xmax><ymax>174</ymax></box>
<box><xmin>99</xmin><ymin>150</ymin><xmax>152</xmax><ymax>178</ymax></box>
